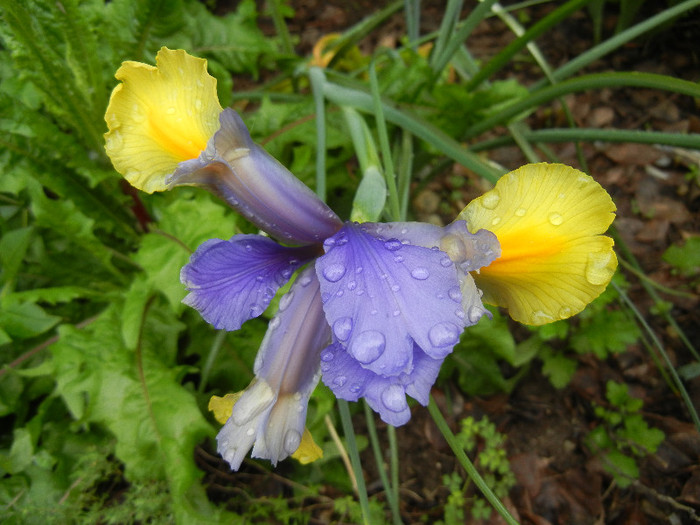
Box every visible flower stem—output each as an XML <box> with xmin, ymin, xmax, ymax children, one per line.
<box><xmin>363</xmin><ymin>402</ymin><xmax>402</xmax><ymax>524</ymax></box>
<box><xmin>338</xmin><ymin>400</ymin><xmax>372</xmax><ymax>525</ymax></box>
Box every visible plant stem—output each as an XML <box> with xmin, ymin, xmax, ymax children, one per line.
<box><xmin>338</xmin><ymin>400</ymin><xmax>372</xmax><ymax>525</ymax></box>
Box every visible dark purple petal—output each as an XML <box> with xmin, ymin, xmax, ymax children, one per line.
<box><xmin>315</xmin><ymin>223</ymin><xmax>465</xmax><ymax>376</ymax></box>
<box><xmin>168</xmin><ymin>109</ymin><xmax>343</xmax><ymax>245</ymax></box>
<box><xmin>320</xmin><ymin>342</ymin><xmax>443</xmax><ymax>426</ymax></box>
<box><xmin>181</xmin><ymin>234</ymin><xmax>317</xmax><ymax>331</ymax></box>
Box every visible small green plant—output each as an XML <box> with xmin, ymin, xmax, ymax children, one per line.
<box><xmin>663</xmin><ymin>236</ymin><xmax>700</xmax><ymax>279</ymax></box>
<box><xmin>586</xmin><ymin>381</ymin><xmax>665</xmax><ymax>488</ymax></box>
<box><xmin>437</xmin><ymin>416</ymin><xmax>516</xmax><ymax>523</ymax></box>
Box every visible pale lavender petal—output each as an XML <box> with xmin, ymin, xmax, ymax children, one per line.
<box><xmin>168</xmin><ymin>109</ymin><xmax>342</xmax><ymax>245</ymax></box>
<box><xmin>181</xmin><ymin>235</ymin><xmax>317</xmax><ymax>331</ymax></box>
<box><xmin>316</xmin><ymin>223</ymin><xmax>465</xmax><ymax>376</ymax></box>
<box><xmin>363</xmin><ymin>220</ymin><xmax>500</xmax><ymax>273</ymax></box>
<box><xmin>320</xmin><ymin>342</ymin><xmax>443</xmax><ymax>426</ymax></box>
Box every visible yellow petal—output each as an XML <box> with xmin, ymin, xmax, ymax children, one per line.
<box><xmin>459</xmin><ymin>163</ymin><xmax>617</xmax><ymax>325</ymax></box>
<box><xmin>291</xmin><ymin>428</ymin><xmax>324</xmax><ymax>464</ymax></box>
<box><xmin>104</xmin><ymin>47</ymin><xmax>222</xmax><ymax>193</ymax></box>
<box><xmin>208</xmin><ymin>392</ymin><xmax>243</xmax><ymax>425</ymax></box>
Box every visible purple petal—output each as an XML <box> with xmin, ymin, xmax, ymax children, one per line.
<box><xmin>315</xmin><ymin>223</ymin><xmax>465</xmax><ymax>376</ymax></box>
<box><xmin>168</xmin><ymin>109</ymin><xmax>343</xmax><ymax>245</ymax></box>
<box><xmin>253</xmin><ymin>265</ymin><xmax>331</xmax><ymax>394</ymax></box>
<box><xmin>181</xmin><ymin>235</ymin><xmax>317</xmax><ymax>331</ymax></box>
<box><xmin>320</xmin><ymin>342</ymin><xmax>443</xmax><ymax>426</ymax></box>
<box><xmin>217</xmin><ymin>265</ymin><xmax>330</xmax><ymax>469</ymax></box>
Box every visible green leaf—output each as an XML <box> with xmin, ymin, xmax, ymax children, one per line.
<box><xmin>571</xmin><ymin>309</ymin><xmax>640</xmax><ymax>358</ymax></box>
<box><xmin>351</xmin><ymin>166</ymin><xmax>387</xmax><ymax>223</ymax></box>
<box><xmin>0</xmin><ymin>226</ymin><xmax>33</xmax><ymax>285</ymax></box>
<box><xmin>50</xmin><ymin>304</ymin><xmax>218</xmax><ymax>521</ymax></box>
<box><xmin>0</xmin><ymin>299</ymin><xmax>60</xmax><ymax>339</ymax></box>
<box><xmin>663</xmin><ymin>236</ymin><xmax>700</xmax><ymax>277</ymax></box>
<box><xmin>602</xmin><ymin>449</ymin><xmax>638</xmax><ymax>488</ymax></box>
<box><xmin>540</xmin><ymin>349</ymin><xmax>577</xmax><ymax>389</ymax></box>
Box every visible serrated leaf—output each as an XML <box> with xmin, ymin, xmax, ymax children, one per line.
<box><xmin>50</xmin><ymin>304</ymin><xmax>216</xmax><ymax>520</ymax></box>
<box><xmin>663</xmin><ymin>236</ymin><xmax>700</xmax><ymax>277</ymax></box>
<box><xmin>540</xmin><ymin>349</ymin><xmax>577</xmax><ymax>389</ymax></box>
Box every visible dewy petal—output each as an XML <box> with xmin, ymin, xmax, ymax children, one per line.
<box><xmin>320</xmin><ymin>342</ymin><xmax>443</xmax><ymax>426</ymax></box>
<box><xmin>216</xmin><ymin>265</ymin><xmax>330</xmax><ymax>470</ymax></box>
<box><xmin>104</xmin><ymin>48</ymin><xmax>222</xmax><ymax>193</ymax></box>
<box><xmin>316</xmin><ymin>223</ymin><xmax>465</xmax><ymax>377</ymax></box>
<box><xmin>459</xmin><ymin>163</ymin><xmax>617</xmax><ymax>325</ymax></box>
<box><xmin>181</xmin><ymin>235</ymin><xmax>317</xmax><ymax>331</ymax></box>
<box><xmin>167</xmin><ymin>109</ymin><xmax>343</xmax><ymax>245</ymax></box>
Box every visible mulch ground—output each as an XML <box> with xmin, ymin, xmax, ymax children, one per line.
<box><xmin>206</xmin><ymin>1</ymin><xmax>700</xmax><ymax>523</ymax></box>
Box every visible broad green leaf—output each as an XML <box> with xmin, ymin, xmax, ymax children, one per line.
<box><xmin>0</xmin><ymin>300</ymin><xmax>60</xmax><ymax>339</ymax></box>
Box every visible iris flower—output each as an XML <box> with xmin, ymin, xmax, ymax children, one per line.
<box><xmin>105</xmin><ymin>48</ymin><xmax>617</xmax><ymax>470</ymax></box>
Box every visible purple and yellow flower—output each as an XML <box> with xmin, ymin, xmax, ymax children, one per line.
<box><xmin>105</xmin><ymin>49</ymin><xmax>617</xmax><ymax>471</ymax></box>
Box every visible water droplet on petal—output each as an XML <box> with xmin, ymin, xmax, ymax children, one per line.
<box><xmin>350</xmin><ymin>330</ymin><xmax>386</xmax><ymax>363</ymax></box>
<box><xmin>548</xmin><ymin>212</ymin><xmax>563</xmax><ymax>226</ymax></box>
<box><xmin>515</xmin><ymin>207</ymin><xmax>527</xmax><ymax>217</ymax></box>
<box><xmin>246</xmin><ymin>427</ymin><xmax>255</xmax><ymax>437</ymax></box>
<box><xmin>428</xmin><ymin>322</ymin><xmax>461</xmax><ymax>347</ymax></box>
<box><xmin>336</xmin><ymin>290</ymin><xmax>344</xmax><ymax>297</ymax></box>
<box><xmin>299</xmin><ymin>274</ymin><xmax>313</xmax><ymax>287</ymax></box>
<box><xmin>333</xmin><ymin>317</ymin><xmax>353</xmax><ymax>341</ymax></box>
<box><xmin>321</xmin><ymin>349</ymin><xmax>335</xmax><ymax>362</ymax></box>
<box><xmin>559</xmin><ymin>306</ymin><xmax>572</xmax><ymax>319</ymax></box>
<box><xmin>356</xmin><ymin>266</ymin><xmax>364</xmax><ymax>274</ymax></box>
<box><xmin>411</xmin><ymin>267</ymin><xmax>430</xmax><ymax>280</ymax></box>
<box><xmin>249</xmin><ymin>305</ymin><xmax>263</xmax><ymax>317</ymax></box>
<box><xmin>440</xmin><ymin>256</ymin><xmax>453</xmax><ymax>267</ymax></box>
<box><xmin>166</xmin><ymin>106</ymin><xmax>176</xmax><ymax>115</ymax></box>
<box><xmin>349</xmin><ymin>383</ymin><xmax>361</xmax><ymax>393</ymax></box>
<box><xmin>394</xmin><ymin>255</ymin><xmax>404</xmax><ymax>263</ymax></box>
<box><xmin>391</xmin><ymin>284</ymin><xmax>400</xmax><ymax>292</ymax></box>
<box><xmin>481</xmin><ymin>190</ymin><xmax>500</xmax><ymax>209</ymax></box>
<box><xmin>322</xmin><ymin>262</ymin><xmax>346</xmax><ymax>282</ymax></box>
<box><xmin>531</xmin><ymin>310</ymin><xmax>554</xmax><ymax>324</ymax></box>
<box><xmin>269</xmin><ymin>317</ymin><xmax>281</xmax><ymax>330</ymax></box>
<box><xmin>333</xmin><ymin>375</ymin><xmax>347</xmax><ymax>387</ymax></box>
<box><xmin>585</xmin><ymin>251</ymin><xmax>615</xmax><ymax>285</ymax></box>
<box><xmin>321</xmin><ymin>362</ymin><xmax>331</xmax><ymax>372</ymax></box>
<box><xmin>279</xmin><ymin>291</ymin><xmax>294</xmax><ymax>311</ymax></box>
<box><xmin>467</xmin><ymin>306</ymin><xmax>483</xmax><ymax>324</ymax></box>
<box><xmin>381</xmin><ymin>385</ymin><xmax>407</xmax><ymax>413</ymax></box>
<box><xmin>392</xmin><ymin>310</ymin><xmax>400</xmax><ymax>317</ymax></box>
<box><xmin>323</xmin><ymin>238</ymin><xmax>336</xmax><ymax>249</ymax></box>
<box><xmin>347</xmin><ymin>280</ymin><xmax>357</xmax><ymax>290</ymax></box>
<box><xmin>448</xmin><ymin>286</ymin><xmax>461</xmax><ymax>302</ymax></box>
<box><xmin>455</xmin><ymin>309</ymin><xmax>465</xmax><ymax>319</ymax></box>
<box><xmin>384</xmin><ymin>239</ymin><xmax>402</xmax><ymax>251</ymax></box>
<box><xmin>284</xmin><ymin>429</ymin><xmax>302</xmax><ymax>454</ymax></box>
<box><xmin>491</xmin><ymin>216</ymin><xmax>501</xmax><ymax>226</ymax></box>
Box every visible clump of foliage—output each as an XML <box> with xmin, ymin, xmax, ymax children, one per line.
<box><xmin>586</xmin><ymin>381</ymin><xmax>665</xmax><ymax>488</ymax></box>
